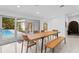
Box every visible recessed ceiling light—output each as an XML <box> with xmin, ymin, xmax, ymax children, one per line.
<box><xmin>36</xmin><ymin>11</ymin><xmax>40</xmax><ymax>14</ymax></box>
<box><xmin>17</xmin><ymin>5</ymin><xmax>21</xmax><ymax>8</ymax></box>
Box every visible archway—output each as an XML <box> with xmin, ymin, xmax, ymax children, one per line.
<box><xmin>68</xmin><ymin>21</ymin><xmax>78</xmax><ymax>35</ymax></box>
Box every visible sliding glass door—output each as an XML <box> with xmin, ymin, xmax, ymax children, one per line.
<box><xmin>0</xmin><ymin>16</ymin><xmax>2</xmax><ymax>53</ymax></box>
<box><xmin>0</xmin><ymin>16</ymin><xmax>16</xmax><ymax>53</ymax></box>
<box><xmin>2</xmin><ymin>17</ymin><xmax>15</xmax><ymax>41</ymax></box>
<box><xmin>16</xmin><ymin>18</ymin><xmax>26</xmax><ymax>33</ymax></box>
<box><xmin>16</xmin><ymin>18</ymin><xmax>26</xmax><ymax>42</ymax></box>
<box><xmin>0</xmin><ymin>16</ymin><xmax>2</xmax><ymax>41</ymax></box>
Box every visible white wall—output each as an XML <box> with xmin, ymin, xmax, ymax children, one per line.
<box><xmin>48</xmin><ymin>16</ymin><xmax>65</xmax><ymax>36</ymax></box>
<box><xmin>40</xmin><ymin>16</ymin><xmax>65</xmax><ymax>36</ymax></box>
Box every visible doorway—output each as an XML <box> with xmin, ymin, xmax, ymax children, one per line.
<box><xmin>68</xmin><ymin>21</ymin><xmax>78</xmax><ymax>35</ymax></box>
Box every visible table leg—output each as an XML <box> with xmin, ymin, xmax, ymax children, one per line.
<box><xmin>21</xmin><ymin>41</ymin><xmax>24</xmax><ymax>53</ymax></box>
<box><xmin>41</xmin><ymin>37</ymin><xmax>44</xmax><ymax>53</ymax></box>
<box><xmin>55</xmin><ymin>33</ymin><xmax>58</xmax><ymax>38</ymax></box>
<box><xmin>64</xmin><ymin>38</ymin><xmax>66</xmax><ymax>44</ymax></box>
<box><xmin>26</xmin><ymin>41</ymin><xmax>29</xmax><ymax>53</ymax></box>
<box><xmin>56</xmin><ymin>33</ymin><xmax>58</xmax><ymax>38</ymax></box>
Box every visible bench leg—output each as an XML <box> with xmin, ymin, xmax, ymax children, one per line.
<box><xmin>35</xmin><ymin>43</ymin><xmax>38</xmax><ymax>53</ymax></box>
<box><xmin>26</xmin><ymin>41</ymin><xmax>29</xmax><ymax>53</ymax></box>
<box><xmin>52</xmin><ymin>48</ymin><xmax>54</xmax><ymax>53</ymax></box>
<box><xmin>26</xmin><ymin>48</ymin><xmax>28</xmax><ymax>53</ymax></box>
<box><xmin>55</xmin><ymin>33</ymin><xmax>58</xmax><ymax>38</ymax></box>
<box><xmin>56</xmin><ymin>33</ymin><xmax>58</xmax><ymax>38</ymax></box>
<box><xmin>45</xmin><ymin>47</ymin><xmax>47</xmax><ymax>53</ymax></box>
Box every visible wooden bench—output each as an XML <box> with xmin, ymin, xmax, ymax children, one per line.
<box><xmin>45</xmin><ymin>36</ymin><xmax>65</xmax><ymax>53</ymax></box>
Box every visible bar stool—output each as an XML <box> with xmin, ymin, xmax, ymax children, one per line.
<box><xmin>34</xmin><ymin>31</ymin><xmax>40</xmax><ymax>33</ymax></box>
<box><xmin>52</xmin><ymin>29</ymin><xmax>59</xmax><ymax>38</ymax></box>
<box><xmin>33</xmin><ymin>31</ymin><xmax>40</xmax><ymax>52</ymax></box>
<box><xmin>21</xmin><ymin>35</ymin><xmax>38</xmax><ymax>53</ymax></box>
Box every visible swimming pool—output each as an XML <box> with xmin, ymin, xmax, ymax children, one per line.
<box><xmin>0</xmin><ymin>29</ymin><xmax>23</xmax><ymax>46</ymax></box>
<box><xmin>2</xmin><ymin>30</ymin><xmax>14</xmax><ymax>37</ymax></box>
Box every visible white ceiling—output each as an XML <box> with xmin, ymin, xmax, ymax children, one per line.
<box><xmin>0</xmin><ymin>5</ymin><xmax>79</xmax><ymax>19</ymax></box>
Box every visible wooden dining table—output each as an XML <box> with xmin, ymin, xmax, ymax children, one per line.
<box><xmin>23</xmin><ymin>31</ymin><xmax>60</xmax><ymax>53</ymax></box>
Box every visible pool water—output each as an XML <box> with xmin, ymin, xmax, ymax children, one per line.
<box><xmin>2</xmin><ymin>30</ymin><xmax>13</xmax><ymax>37</ymax></box>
